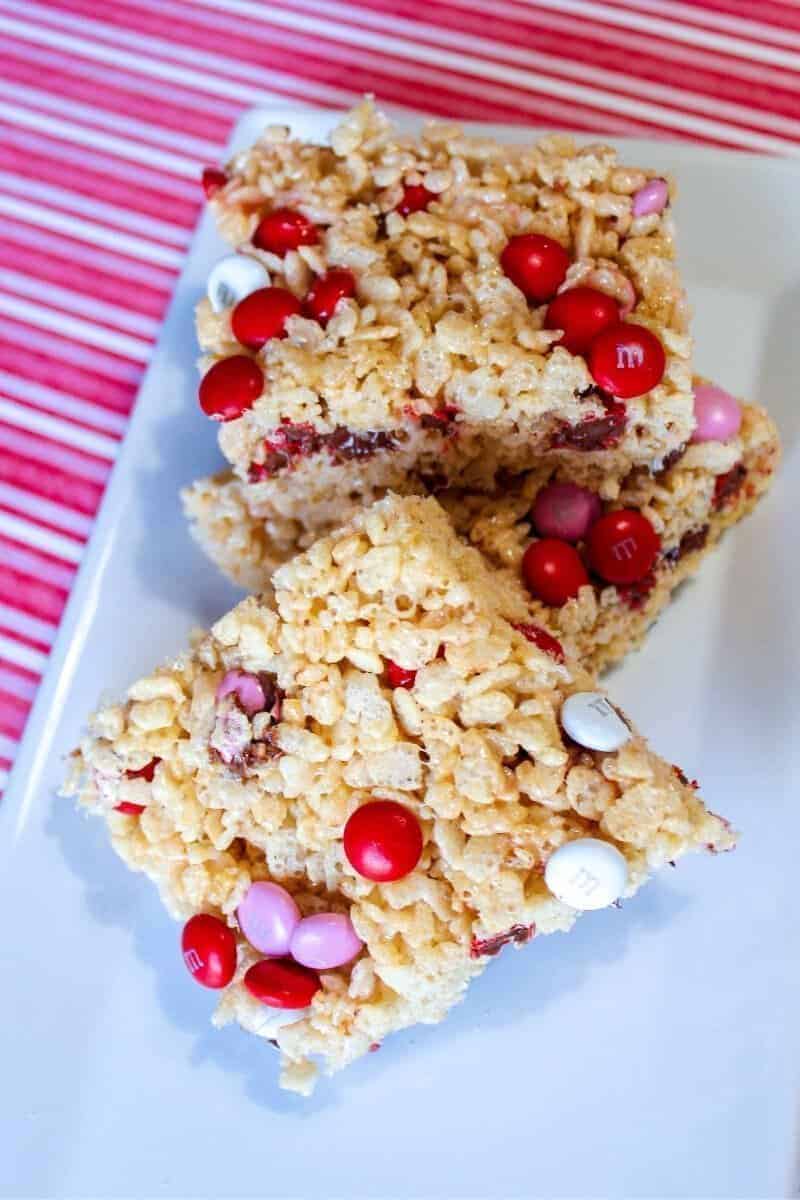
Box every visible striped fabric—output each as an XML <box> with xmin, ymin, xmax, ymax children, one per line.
<box><xmin>1</xmin><ymin>0</ymin><xmax>798</xmax><ymax>794</ymax></box>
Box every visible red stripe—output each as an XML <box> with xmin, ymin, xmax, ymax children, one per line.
<box><xmin>0</xmin><ymin>500</ymin><xmax>87</xmax><ymax>545</ymax></box>
<box><xmin>33</xmin><ymin>0</ymin><xmax>726</xmax><ymax>139</ymax></box>
<box><xmin>319</xmin><ymin>0</ymin><xmax>800</xmax><ymax>112</ymax></box>
<box><xmin>270</xmin><ymin>0</ymin><xmax>800</xmax><ymax>128</ymax></box>
<box><xmin>0</xmin><ymin>691</ymin><xmax>31</xmax><ymax>739</ymax></box>
<box><xmin>0</xmin><ymin>315</ymin><xmax>146</xmax><ymax>380</ymax></box>
<box><xmin>0</xmin><ymin>424</ymin><xmax>113</xmax><ymax>486</ymax></box>
<box><xmin>0</xmin><ymin>72</ymin><xmax>217</xmax><ymax>167</ymax></box>
<box><xmin>0</xmin><ymin>658</ymin><xmax>42</xmax><ymax>688</ymax></box>
<box><xmin>1</xmin><ymin>45</ymin><xmax>234</xmax><ymax>144</ymax></box>
<box><xmin>0</xmin><ymin>216</ymin><xmax>179</xmax><ymax>296</ymax></box>
<box><xmin>0</xmin><ymin>237</ymin><xmax>170</xmax><ymax>320</ymax></box>
<box><xmin>0</xmin><ymin>417</ymin><xmax>112</xmax><ymax>475</ymax></box>
<box><xmin>597</xmin><ymin>0</ymin><xmax>800</xmax><ymax>46</ymax></box>
<box><xmin>1</xmin><ymin>31</ymin><xmax>242</xmax><ymax>122</ymax></box>
<box><xmin>688</xmin><ymin>0</ymin><xmax>800</xmax><ymax>32</ymax></box>
<box><xmin>0</xmin><ymin>348</ymin><xmax>136</xmax><ymax>420</ymax></box>
<box><xmin>0</xmin><ymin>622</ymin><xmax>52</xmax><ymax>656</ymax></box>
<box><xmin>0</xmin><ymin>530</ymin><xmax>78</xmax><ymax>578</ymax></box>
<box><xmin>0</xmin><ymin>120</ymin><xmax>200</xmax><ymax>202</ymax></box>
<box><xmin>0</xmin><ymin>449</ymin><xmax>104</xmax><ymax>516</ymax></box>
<box><xmin>49</xmin><ymin>0</ymin><xmax>797</xmax><ymax>144</ymax></box>
<box><xmin>0</xmin><ymin>564</ymin><xmax>70</xmax><ymax>625</ymax></box>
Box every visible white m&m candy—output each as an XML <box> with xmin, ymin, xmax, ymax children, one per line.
<box><xmin>545</xmin><ymin>838</ymin><xmax>629</xmax><ymax>910</ymax></box>
<box><xmin>561</xmin><ymin>691</ymin><xmax>631</xmax><ymax>752</ymax></box>
<box><xmin>207</xmin><ymin>255</ymin><xmax>270</xmax><ymax>313</ymax></box>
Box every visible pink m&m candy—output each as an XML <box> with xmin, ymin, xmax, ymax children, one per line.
<box><xmin>289</xmin><ymin>913</ymin><xmax>363</xmax><ymax>970</ymax></box>
<box><xmin>532</xmin><ymin>482</ymin><xmax>602</xmax><ymax>543</ymax></box>
<box><xmin>691</xmin><ymin>385</ymin><xmax>742</xmax><ymax>444</ymax></box>
<box><xmin>632</xmin><ymin>178</ymin><xmax>669</xmax><ymax>218</ymax></box>
<box><xmin>237</xmin><ymin>881</ymin><xmax>300</xmax><ymax>955</ymax></box>
<box><xmin>216</xmin><ymin>669</ymin><xmax>265</xmax><ymax>716</ymax></box>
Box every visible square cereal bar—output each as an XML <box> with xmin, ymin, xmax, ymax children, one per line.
<box><xmin>64</xmin><ymin>496</ymin><xmax>734</xmax><ymax>1094</ymax></box>
<box><xmin>183</xmin><ymin>394</ymin><xmax>778</xmax><ymax>673</ymax></box>
<box><xmin>194</xmin><ymin>99</ymin><xmax>694</xmax><ymax>514</ymax></box>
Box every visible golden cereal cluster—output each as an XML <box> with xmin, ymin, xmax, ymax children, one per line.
<box><xmin>184</xmin><ymin>406</ymin><xmax>779</xmax><ymax>674</ymax></box>
<box><xmin>65</xmin><ymin>496</ymin><xmax>734</xmax><ymax>1092</ymax></box>
<box><xmin>199</xmin><ymin>99</ymin><xmax>693</xmax><ymax>483</ymax></box>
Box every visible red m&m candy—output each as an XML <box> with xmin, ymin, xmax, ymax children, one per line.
<box><xmin>386</xmin><ymin>660</ymin><xmax>417</xmax><ymax>689</ymax></box>
<box><xmin>201</xmin><ymin>167</ymin><xmax>227</xmax><ymax>199</ymax></box>
<box><xmin>181</xmin><ymin>914</ymin><xmax>237</xmax><ymax>989</ymax></box>
<box><xmin>344</xmin><ymin>800</ymin><xmax>423</xmax><ymax>883</ymax></box>
<box><xmin>588</xmin><ymin>322</ymin><xmax>665</xmax><ymax>398</ymax></box>
<box><xmin>199</xmin><ymin>355</ymin><xmax>263</xmax><ymax>422</ymax></box>
<box><xmin>305</xmin><ymin>269</ymin><xmax>356</xmax><ymax>327</ymax></box>
<box><xmin>521</xmin><ymin>539</ymin><xmax>589</xmax><ymax>607</ymax></box>
<box><xmin>244</xmin><ymin>959</ymin><xmax>320</xmax><ymax>1009</ymax></box>
<box><xmin>232</xmin><ymin>286</ymin><xmax>302</xmax><ymax>350</ymax></box>
<box><xmin>253</xmin><ymin>208</ymin><xmax>318</xmax><ymax>255</ymax></box>
<box><xmin>500</xmin><ymin>234</ymin><xmax>570</xmax><ymax>303</ymax></box>
<box><xmin>586</xmin><ymin>509</ymin><xmax>660</xmax><ymax>585</ymax></box>
<box><xmin>396</xmin><ymin>184</ymin><xmax>435</xmax><ymax>216</ymax></box>
<box><xmin>545</xmin><ymin>287</ymin><xmax>620</xmax><ymax>355</ymax></box>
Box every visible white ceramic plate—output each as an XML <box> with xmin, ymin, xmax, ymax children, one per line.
<box><xmin>2</xmin><ymin>110</ymin><xmax>798</xmax><ymax>1200</ymax></box>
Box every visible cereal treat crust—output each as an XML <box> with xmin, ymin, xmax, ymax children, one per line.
<box><xmin>65</xmin><ymin>497</ymin><xmax>733</xmax><ymax>1094</ymax></box>
<box><xmin>183</xmin><ymin>401</ymin><xmax>779</xmax><ymax>673</ymax></box>
<box><xmin>197</xmin><ymin>99</ymin><xmax>694</xmax><ymax>496</ymax></box>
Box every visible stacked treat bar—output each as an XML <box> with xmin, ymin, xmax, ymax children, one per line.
<box><xmin>65</xmin><ymin>101</ymin><xmax>779</xmax><ymax>1094</ymax></box>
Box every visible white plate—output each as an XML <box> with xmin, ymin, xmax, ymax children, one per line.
<box><xmin>2</xmin><ymin>110</ymin><xmax>799</xmax><ymax>1200</ymax></box>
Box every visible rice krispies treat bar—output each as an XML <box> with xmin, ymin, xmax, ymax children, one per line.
<box><xmin>197</xmin><ymin>98</ymin><xmax>694</xmax><ymax>489</ymax></box>
<box><xmin>64</xmin><ymin>496</ymin><xmax>734</xmax><ymax>1095</ymax></box>
<box><xmin>183</xmin><ymin>402</ymin><xmax>779</xmax><ymax>673</ymax></box>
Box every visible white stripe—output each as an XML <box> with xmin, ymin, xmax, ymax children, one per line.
<box><xmin>0</xmin><ymin>6</ymin><xmax>357</xmax><ymax>112</ymax></box>
<box><xmin>128</xmin><ymin>0</ymin><xmax>640</xmax><ymax>134</ymax></box>
<box><xmin>0</xmin><ymin>635</ymin><xmax>48</xmax><ymax>674</ymax></box>
<box><xmin>0</xmin><ymin>192</ymin><xmax>184</xmax><ymax>267</ymax></box>
<box><xmin>0</xmin><ymin>729</ymin><xmax>21</xmax><ymax>758</ymax></box>
<box><xmin>107</xmin><ymin>0</ymin><xmax>660</xmax><ymax>138</ymax></box>
<box><xmin>0</xmin><ymin>122</ymin><xmax>200</xmax><ymax>203</ymax></box>
<box><xmin>598</xmin><ymin>0</ymin><xmax>800</xmax><ymax>50</ymax></box>
<box><xmin>0</xmin><ymin>371</ymin><xmax>128</xmax><ymax>438</ymax></box>
<box><xmin>0</xmin><ymin>314</ymin><xmax>143</xmax><ymax>385</ymax></box>
<box><xmin>0</xmin><ymin>396</ymin><xmax>119</xmax><ymax>461</ymax></box>
<box><xmin>0</xmin><ymin>510</ymin><xmax>84</xmax><ymax>565</ymax></box>
<box><xmin>436</xmin><ymin>0</ymin><xmax>800</xmax><ymax>93</ymax></box>
<box><xmin>0</xmin><ymin>96</ymin><xmax>200</xmax><ymax>179</ymax></box>
<box><xmin>0</xmin><ymin>535</ymin><xmax>77</xmax><ymax>589</ymax></box>
<box><xmin>0</xmin><ymin>269</ymin><xmax>160</xmax><ymax>339</ymax></box>
<box><xmin>0</xmin><ymin>293</ymin><xmax>152</xmax><ymax>362</ymax></box>
<box><xmin>501</xmin><ymin>0</ymin><xmax>800</xmax><ymax>71</ymax></box>
<box><xmin>0</xmin><ymin>423</ymin><xmax>111</xmax><ymax>486</ymax></box>
<box><xmin>0</xmin><ymin>602</ymin><xmax>57</xmax><ymax>644</ymax></box>
<box><xmin>0</xmin><ymin>481</ymin><xmax>93</xmax><ymax>537</ymax></box>
<box><xmin>2</xmin><ymin>32</ymin><xmax>243</xmax><ymax>120</ymax></box>
<box><xmin>0</xmin><ymin>766</ymin><xmax>9</xmax><ymax>789</ymax></box>
<box><xmin>0</xmin><ymin>666</ymin><xmax>39</xmax><ymax>703</ymax></box>
<box><xmin>194</xmin><ymin>0</ymin><xmax>800</xmax><ymax>153</ymax></box>
<box><xmin>0</xmin><ymin>169</ymin><xmax>190</xmax><ymax>247</ymax></box>
<box><xmin>0</xmin><ymin>214</ymin><xmax>176</xmax><ymax>293</ymax></box>
<box><xmin>273</xmin><ymin>0</ymin><xmax>800</xmax><ymax>141</ymax></box>
<box><xmin>0</xmin><ymin>75</ymin><xmax>222</xmax><ymax>161</ymax></box>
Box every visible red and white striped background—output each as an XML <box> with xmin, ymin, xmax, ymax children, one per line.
<box><xmin>2</xmin><ymin>0</ymin><xmax>800</xmax><ymax>795</ymax></box>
